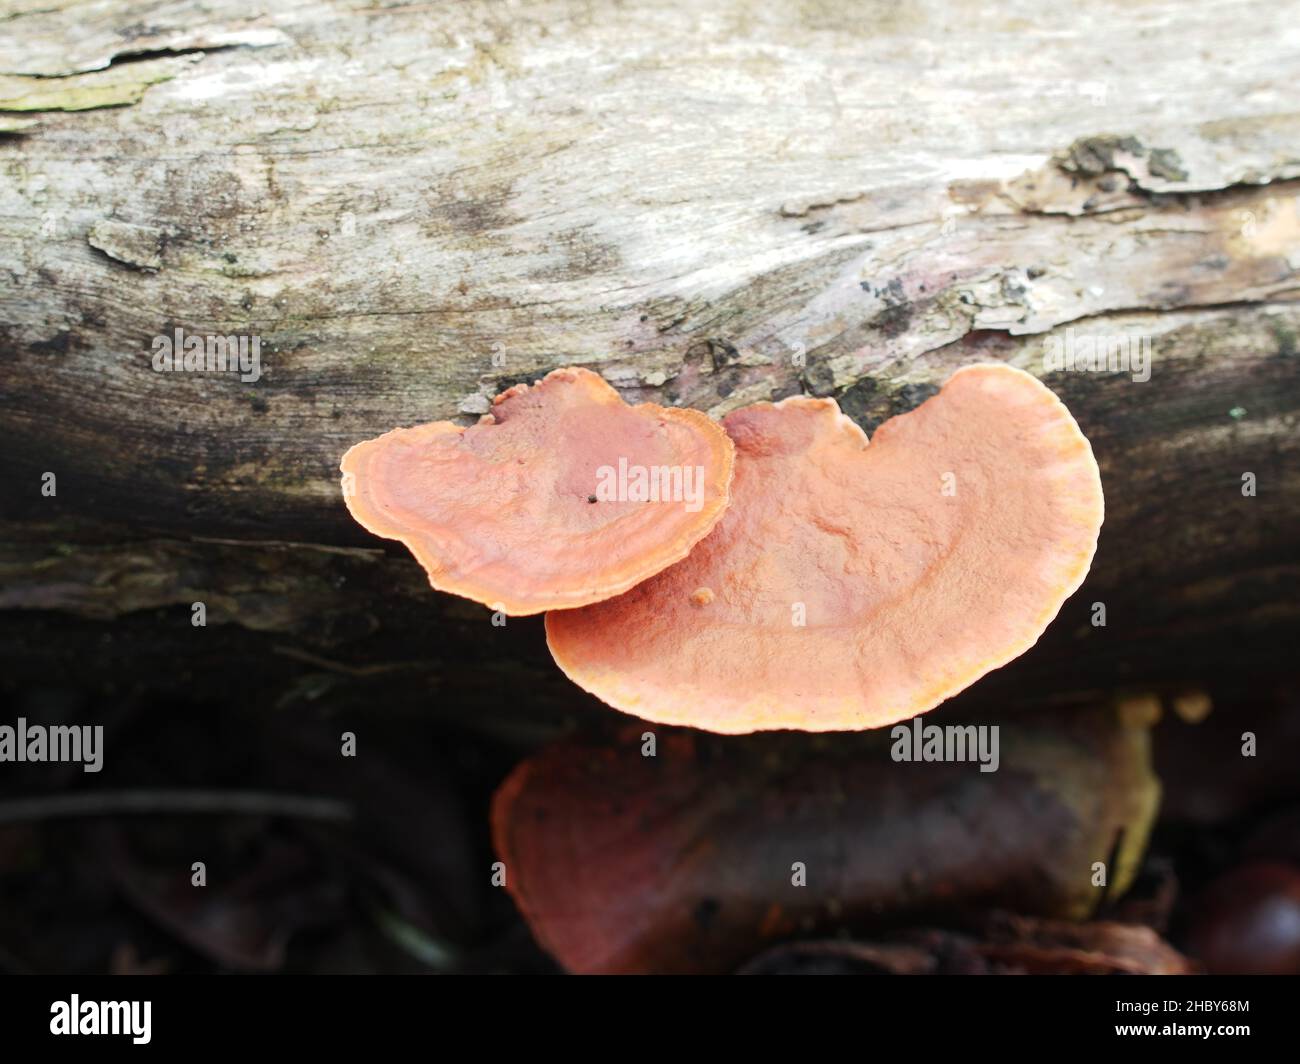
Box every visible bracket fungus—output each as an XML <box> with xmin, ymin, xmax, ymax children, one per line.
<box><xmin>340</xmin><ymin>367</ymin><xmax>735</xmax><ymax>615</ymax></box>
<box><xmin>491</xmin><ymin>707</ymin><xmax>1158</xmax><ymax>974</ymax></box>
<box><xmin>547</xmin><ymin>363</ymin><xmax>1104</xmax><ymax>732</ymax></box>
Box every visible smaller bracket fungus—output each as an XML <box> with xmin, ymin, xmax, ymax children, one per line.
<box><xmin>546</xmin><ymin>363</ymin><xmax>1105</xmax><ymax>732</ymax></box>
<box><xmin>340</xmin><ymin>367</ymin><xmax>735</xmax><ymax>615</ymax></box>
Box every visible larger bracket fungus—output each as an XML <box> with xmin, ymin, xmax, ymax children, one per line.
<box><xmin>547</xmin><ymin>363</ymin><xmax>1105</xmax><ymax>733</ymax></box>
<box><xmin>340</xmin><ymin>367</ymin><xmax>735</xmax><ymax>615</ymax></box>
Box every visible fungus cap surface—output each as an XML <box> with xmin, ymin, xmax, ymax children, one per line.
<box><xmin>341</xmin><ymin>367</ymin><xmax>735</xmax><ymax>615</ymax></box>
<box><xmin>546</xmin><ymin>363</ymin><xmax>1104</xmax><ymax>731</ymax></box>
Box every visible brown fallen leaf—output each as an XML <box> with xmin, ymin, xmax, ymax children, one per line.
<box><xmin>108</xmin><ymin>941</ymin><xmax>171</xmax><ymax>976</ymax></box>
<box><xmin>739</xmin><ymin>915</ymin><xmax>1194</xmax><ymax>975</ymax></box>
<box><xmin>97</xmin><ymin>822</ymin><xmax>345</xmax><ymax>972</ymax></box>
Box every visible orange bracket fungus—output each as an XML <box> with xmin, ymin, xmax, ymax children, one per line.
<box><xmin>340</xmin><ymin>367</ymin><xmax>735</xmax><ymax>615</ymax></box>
<box><xmin>547</xmin><ymin>363</ymin><xmax>1104</xmax><ymax>732</ymax></box>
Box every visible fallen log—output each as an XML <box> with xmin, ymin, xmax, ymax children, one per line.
<box><xmin>1</xmin><ymin>0</ymin><xmax>1297</xmax><ymax>715</ymax></box>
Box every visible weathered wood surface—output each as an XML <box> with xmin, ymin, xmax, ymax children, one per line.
<box><xmin>1</xmin><ymin>0</ymin><xmax>1298</xmax><ymax>720</ymax></box>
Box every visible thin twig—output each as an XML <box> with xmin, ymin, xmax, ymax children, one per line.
<box><xmin>272</xmin><ymin>644</ymin><xmax>436</xmax><ymax>677</ymax></box>
<box><xmin>0</xmin><ymin>790</ymin><xmax>354</xmax><ymax>825</ymax></box>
